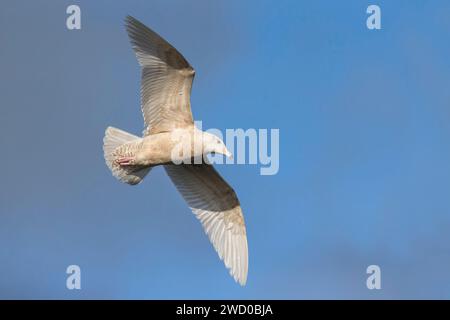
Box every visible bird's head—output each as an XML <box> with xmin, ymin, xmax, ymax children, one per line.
<box><xmin>203</xmin><ymin>132</ymin><xmax>233</xmax><ymax>159</ymax></box>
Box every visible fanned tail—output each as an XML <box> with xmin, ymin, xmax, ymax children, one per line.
<box><xmin>103</xmin><ymin>126</ymin><xmax>151</xmax><ymax>185</ymax></box>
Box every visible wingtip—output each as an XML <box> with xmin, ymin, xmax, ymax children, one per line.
<box><xmin>125</xmin><ymin>15</ymin><xmax>134</xmax><ymax>23</ymax></box>
<box><xmin>234</xmin><ymin>272</ymin><xmax>248</xmax><ymax>286</ymax></box>
<box><xmin>230</xmin><ymin>263</ymin><xmax>248</xmax><ymax>287</ymax></box>
<box><xmin>124</xmin><ymin>15</ymin><xmax>139</xmax><ymax>29</ymax></box>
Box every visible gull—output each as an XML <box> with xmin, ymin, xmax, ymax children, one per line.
<box><xmin>103</xmin><ymin>16</ymin><xmax>248</xmax><ymax>285</ymax></box>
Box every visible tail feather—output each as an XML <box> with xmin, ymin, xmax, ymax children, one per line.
<box><xmin>103</xmin><ymin>126</ymin><xmax>151</xmax><ymax>185</ymax></box>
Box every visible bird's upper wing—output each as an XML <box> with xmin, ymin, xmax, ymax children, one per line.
<box><xmin>164</xmin><ymin>163</ymin><xmax>248</xmax><ymax>285</ymax></box>
<box><xmin>125</xmin><ymin>16</ymin><xmax>195</xmax><ymax>135</ymax></box>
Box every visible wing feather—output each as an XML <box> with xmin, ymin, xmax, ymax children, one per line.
<box><xmin>164</xmin><ymin>164</ymin><xmax>248</xmax><ymax>285</ymax></box>
<box><xmin>125</xmin><ymin>16</ymin><xmax>195</xmax><ymax>135</ymax></box>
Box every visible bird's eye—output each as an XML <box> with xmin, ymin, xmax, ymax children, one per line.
<box><xmin>217</xmin><ymin>141</ymin><xmax>220</xmax><ymax>144</ymax></box>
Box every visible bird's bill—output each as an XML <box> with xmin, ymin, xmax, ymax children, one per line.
<box><xmin>224</xmin><ymin>148</ymin><xmax>233</xmax><ymax>159</ymax></box>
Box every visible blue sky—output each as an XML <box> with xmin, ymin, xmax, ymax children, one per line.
<box><xmin>1</xmin><ymin>0</ymin><xmax>450</xmax><ymax>299</ymax></box>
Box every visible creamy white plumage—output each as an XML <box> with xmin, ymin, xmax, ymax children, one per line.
<box><xmin>103</xmin><ymin>16</ymin><xmax>248</xmax><ymax>285</ymax></box>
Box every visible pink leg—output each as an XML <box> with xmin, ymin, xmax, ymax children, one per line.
<box><xmin>115</xmin><ymin>156</ymin><xmax>135</xmax><ymax>166</ymax></box>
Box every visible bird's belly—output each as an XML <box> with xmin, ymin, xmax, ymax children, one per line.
<box><xmin>135</xmin><ymin>135</ymin><xmax>173</xmax><ymax>166</ymax></box>
<box><xmin>136</xmin><ymin>131</ymin><xmax>198</xmax><ymax>166</ymax></box>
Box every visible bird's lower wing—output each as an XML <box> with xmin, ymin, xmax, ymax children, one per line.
<box><xmin>164</xmin><ymin>163</ymin><xmax>248</xmax><ymax>285</ymax></box>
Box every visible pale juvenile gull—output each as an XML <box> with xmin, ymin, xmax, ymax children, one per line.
<box><xmin>103</xmin><ymin>16</ymin><xmax>248</xmax><ymax>285</ymax></box>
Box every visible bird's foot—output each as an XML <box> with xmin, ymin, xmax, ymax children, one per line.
<box><xmin>115</xmin><ymin>156</ymin><xmax>136</xmax><ymax>166</ymax></box>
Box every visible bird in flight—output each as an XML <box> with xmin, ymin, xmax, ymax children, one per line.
<box><xmin>103</xmin><ymin>16</ymin><xmax>248</xmax><ymax>285</ymax></box>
